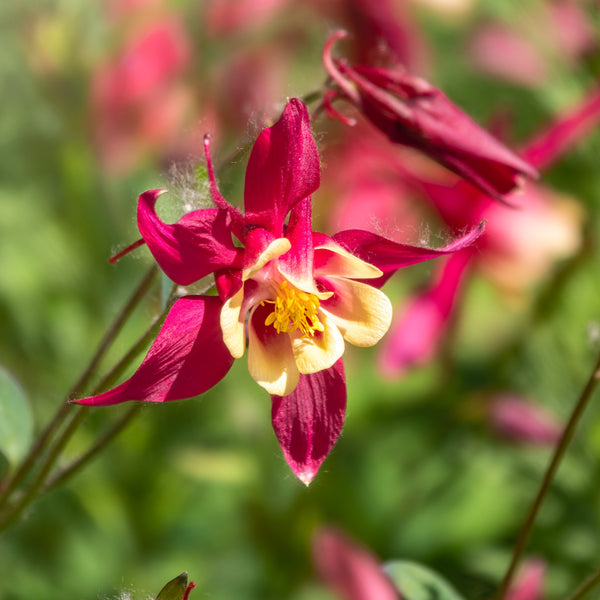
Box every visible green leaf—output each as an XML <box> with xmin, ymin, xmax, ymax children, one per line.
<box><xmin>0</xmin><ymin>367</ymin><xmax>33</xmax><ymax>469</ymax></box>
<box><xmin>384</xmin><ymin>561</ymin><xmax>466</xmax><ymax>600</ymax></box>
<box><xmin>155</xmin><ymin>572</ymin><xmax>189</xmax><ymax>600</ymax></box>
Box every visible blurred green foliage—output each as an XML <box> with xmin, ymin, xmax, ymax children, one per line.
<box><xmin>1</xmin><ymin>1</ymin><xmax>600</xmax><ymax>599</ymax></box>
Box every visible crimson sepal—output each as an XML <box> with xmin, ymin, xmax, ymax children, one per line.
<box><xmin>271</xmin><ymin>359</ymin><xmax>346</xmax><ymax>484</ymax></box>
<box><xmin>244</xmin><ymin>99</ymin><xmax>320</xmax><ymax>237</ymax></box>
<box><xmin>138</xmin><ymin>189</ymin><xmax>243</xmax><ymax>286</ymax></box>
<box><xmin>76</xmin><ymin>296</ymin><xmax>233</xmax><ymax>405</ymax></box>
<box><xmin>333</xmin><ymin>222</ymin><xmax>484</xmax><ymax>287</ymax></box>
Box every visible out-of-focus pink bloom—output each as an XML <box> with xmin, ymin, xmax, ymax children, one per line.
<box><xmin>549</xmin><ymin>0</ymin><xmax>597</xmax><ymax>60</ymax></box>
<box><xmin>323</xmin><ymin>30</ymin><xmax>538</xmax><ymax>202</ymax></box>
<box><xmin>476</xmin><ymin>184</ymin><xmax>582</xmax><ymax>294</ymax></box>
<box><xmin>203</xmin><ymin>0</ymin><xmax>292</xmax><ymax>35</ymax></box>
<box><xmin>505</xmin><ymin>559</ymin><xmax>546</xmax><ymax>600</ymax></box>
<box><xmin>377</xmin><ymin>86</ymin><xmax>600</xmax><ymax>375</ymax></box>
<box><xmin>489</xmin><ymin>396</ymin><xmax>562</xmax><ymax>446</ymax></box>
<box><xmin>469</xmin><ymin>1</ymin><xmax>596</xmax><ymax>87</ymax></box>
<box><xmin>332</xmin><ymin>0</ymin><xmax>428</xmax><ymax>71</ymax></box>
<box><xmin>90</xmin><ymin>18</ymin><xmax>192</xmax><ymax>173</ymax></box>
<box><xmin>216</xmin><ymin>47</ymin><xmax>288</xmax><ymax>132</ymax></box>
<box><xmin>312</xmin><ymin>527</ymin><xmax>399</xmax><ymax>600</ymax></box>
<box><xmin>379</xmin><ymin>249</ymin><xmax>471</xmax><ymax>377</ymax></box>
<box><xmin>323</xmin><ymin>129</ymin><xmax>424</xmax><ymax>244</ymax></box>
<box><xmin>468</xmin><ymin>25</ymin><xmax>548</xmax><ymax>88</ymax></box>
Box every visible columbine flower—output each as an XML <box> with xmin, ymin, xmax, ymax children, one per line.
<box><xmin>322</xmin><ymin>30</ymin><xmax>538</xmax><ymax>202</ymax></box>
<box><xmin>77</xmin><ymin>99</ymin><xmax>482</xmax><ymax>483</ymax></box>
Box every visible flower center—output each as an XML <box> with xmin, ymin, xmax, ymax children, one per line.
<box><xmin>262</xmin><ymin>281</ymin><xmax>325</xmax><ymax>337</ymax></box>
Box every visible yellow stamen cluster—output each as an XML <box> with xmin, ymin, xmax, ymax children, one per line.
<box><xmin>263</xmin><ymin>281</ymin><xmax>325</xmax><ymax>337</ymax></box>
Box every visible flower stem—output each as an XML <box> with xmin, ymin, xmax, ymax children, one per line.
<box><xmin>496</xmin><ymin>349</ymin><xmax>600</xmax><ymax>599</ymax></box>
<box><xmin>40</xmin><ymin>299</ymin><xmax>174</xmax><ymax>494</ymax></box>
<box><xmin>565</xmin><ymin>566</ymin><xmax>600</xmax><ymax>600</ymax></box>
<box><xmin>42</xmin><ymin>404</ymin><xmax>142</xmax><ymax>493</ymax></box>
<box><xmin>0</xmin><ymin>266</ymin><xmax>158</xmax><ymax>511</ymax></box>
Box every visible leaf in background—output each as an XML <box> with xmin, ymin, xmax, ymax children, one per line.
<box><xmin>155</xmin><ymin>572</ymin><xmax>190</xmax><ymax>600</ymax></box>
<box><xmin>384</xmin><ymin>561</ymin><xmax>466</xmax><ymax>600</ymax></box>
<box><xmin>0</xmin><ymin>367</ymin><xmax>33</xmax><ymax>469</ymax></box>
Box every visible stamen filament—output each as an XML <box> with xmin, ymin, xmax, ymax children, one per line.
<box><xmin>262</xmin><ymin>281</ymin><xmax>325</xmax><ymax>337</ymax></box>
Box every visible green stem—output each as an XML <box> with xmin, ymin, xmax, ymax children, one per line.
<box><xmin>0</xmin><ymin>406</ymin><xmax>90</xmax><ymax>532</ymax></box>
<box><xmin>42</xmin><ymin>404</ymin><xmax>142</xmax><ymax>493</ymax></box>
<box><xmin>40</xmin><ymin>298</ymin><xmax>174</xmax><ymax>494</ymax></box>
<box><xmin>0</xmin><ymin>289</ymin><xmax>175</xmax><ymax>533</ymax></box>
<box><xmin>565</xmin><ymin>567</ymin><xmax>600</xmax><ymax>600</ymax></box>
<box><xmin>0</xmin><ymin>266</ymin><xmax>158</xmax><ymax>509</ymax></box>
<box><xmin>495</xmin><ymin>350</ymin><xmax>600</xmax><ymax>599</ymax></box>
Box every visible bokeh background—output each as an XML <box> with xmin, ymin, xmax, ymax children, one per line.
<box><xmin>1</xmin><ymin>0</ymin><xmax>600</xmax><ymax>598</ymax></box>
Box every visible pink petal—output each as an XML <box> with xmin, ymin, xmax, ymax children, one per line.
<box><xmin>505</xmin><ymin>558</ymin><xmax>546</xmax><ymax>600</ymax></box>
<box><xmin>278</xmin><ymin>197</ymin><xmax>315</xmax><ymax>290</ymax></box>
<box><xmin>521</xmin><ymin>87</ymin><xmax>600</xmax><ymax>171</ymax></box>
<box><xmin>138</xmin><ymin>189</ymin><xmax>243</xmax><ymax>286</ymax></box>
<box><xmin>271</xmin><ymin>359</ymin><xmax>346</xmax><ymax>484</ymax></box>
<box><xmin>76</xmin><ymin>296</ymin><xmax>233</xmax><ymax>406</ymax></box>
<box><xmin>244</xmin><ymin>99</ymin><xmax>320</xmax><ymax>236</ymax></box>
<box><xmin>312</xmin><ymin>527</ymin><xmax>399</xmax><ymax>600</ymax></box>
<box><xmin>488</xmin><ymin>395</ymin><xmax>562</xmax><ymax>446</ymax></box>
<box><xmin>333</xmin><ymin>223</ymin><xmax>483</xmax><ymax>287</ymax></box>
<box><xmin>379</xmin><ymin>251</ymin><xmax>471</xmax><ymax>377</ymax></box>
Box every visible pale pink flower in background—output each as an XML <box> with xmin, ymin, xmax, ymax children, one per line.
<box><xmin>468</xmin><ymin>25</ymin><xmax>548</xmax><ymax>88</ymax></box>
<box><xmin>505</xmin><ymin>559</ymin><xmax>546</xmax><ymax>600</ymax></box>
<box><xmin>488</xmin><ymin>395</ymin><xmax>562</xmax><ymax>446</ymax></box>
<box><xmin>203</xmin><ymin>0</ymin><xmax>293</xmax><ymax>35</ymax></box>
<box><xmin>468</xmin><ymin>0</ymin><xmax>596</xmax><ymax>87</ymax></box>
<box><xmin>90</xmin><ymin>17</ymin><xmax>192</xmax><ymax>173</ymax></box>
<box><xmin>376</xmin><ymin>86</ymin><xmax>600</xmax><ymax>376</ymax></box>
<box><xmin>378</xmin><ymin>250</ymin><xmax>471</xmax><ymax>377</ymax></box>
<box><xmin>312</xmin><ymin>527</ymin><xmax>399</xmax><ymax>600</ymax></box>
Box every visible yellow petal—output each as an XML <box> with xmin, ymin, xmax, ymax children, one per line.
<box><xmin>291</xmin><ymin>310</ymin><xmax>345</xmax><ymax>374</ymax></box>
<box><xmin>248</xmin><ymin>307</ymin><xmax>300</xmax><ymax>396</ymax></box>
<box><xmin>322</xmin><ymin>277</ymin><xmax>392</xmax><ymax>347</ymax></box>
<box><xmin>314</xmin><ymin>243</ymin><xmax>383</xmax><ymax>280</ymax></box>
<box><xmin>243</xmin><ymin>237</ymin><xmax>291</xmax><ymax>281</ymax></box>
<box><xmin>220</xmin><ymin>287</ymin><xmax>246</xmax><ymax>358</ymax></box>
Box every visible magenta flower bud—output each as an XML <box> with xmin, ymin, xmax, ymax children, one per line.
<box><xmin>505</xmin><ymin>559</ymin><xmax>546</xmax><ymax>600</ymax></box>
<box><xmin>312</xmin><ymin>527</ymin><xmax>399</xmax><ymax>600</ymax></box>
<box><xmin>489</xmin><ymin>395</ymin><xmax>562</xmax><ymax>446</ymax></box>
<box><xmin>322</xmin><ymin>30</ymin><xmax>537</xmax><ymax>202</ymax></box>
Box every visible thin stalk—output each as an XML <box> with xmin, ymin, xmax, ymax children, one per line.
<box><xmin>565</xmin><ymin>567</ymin><xmax>600</xmax><ymax>600</ymax></box>
<box><xmin>0</xmin><ymin>265</ymin><xmax>158</xmax><ymax>508</ymax></box>
<box><xmin>42</xmin><ymin>404</ymin><xmax>142</xmax><ymax>493</ymax></box>
<box><xmin>0</xmin><ymin>406</ymin><xmax>90</xmax><ymax>532</ymax></box>
<box><xmin>40</xmin><ymin>299</ymin><xmax>174</xmax><ymax>493</ymax></box>
<box><xmin>0</xmin><ymin>289</ymin><xmax>172</xmax><ymax>533</ymax></box>
<box><xmin>495</xmin><ymin>350</ymin><xmax>600</xmax><ymax>599</ymax></box>
<box><xmin>69</xmin><ymin>265</ymin><xmax>159</xmax><ymax>397</ymax></box>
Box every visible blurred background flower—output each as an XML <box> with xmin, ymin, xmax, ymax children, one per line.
<box><xmin>1</xmin><ymin>1</ymin><xmax>600</xmax><ymax>599</ymax></box>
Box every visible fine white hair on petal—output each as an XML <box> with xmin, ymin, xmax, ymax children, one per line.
<box><xmin>165</xmin><ymin>160</ymin><xmax>213</xmax><ymax>218</ymax></box>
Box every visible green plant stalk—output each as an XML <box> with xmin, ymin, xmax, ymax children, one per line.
<box><xmin>0</xmin><ymin>265</ymin><xmax>158</xmax><ymax>510</ymax></box>
<box><xmin>565</xmin><ymin>566</ymin><xmax>600</xmax><ymax>600</ymax></box>
<box><xmin>0</xmin><ymin>283</ymin><xmax>175</xmax><ymax>533</ymax></box>
<box><xmin>40</xmin><ymin>299</ymin><xmax>174</xmax><ymax>494</ymax></box>
<box><xmin>496</xmin><ymin>349</ymin><xmax>600</xmax><ymax>599</ymax></box>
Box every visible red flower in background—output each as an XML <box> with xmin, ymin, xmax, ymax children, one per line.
<box><xmin>90</xmin><ymin>17</ymin><xmax>192</xmax><ymax>173</ymax></box>
<box><xmin>322</xmin><ymin>30</ymin><xmax>537</xmax><ymax>202</ymax></box>
<box><xmin>377</xmin><ymin>87</ymin><xmax>600</xmax><ymax>376</ymax></box>
<box><xmin>77</xmin><ymin>99</ymin><xmax>482</xmax><ymax>483</ymax></box>
<box><xmin>312</xmin><ymin>527</ymin><xmax>399</xmax><ymax>600</ymax></box>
